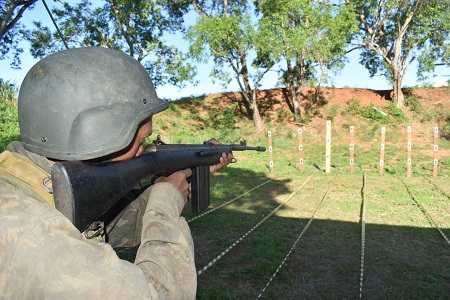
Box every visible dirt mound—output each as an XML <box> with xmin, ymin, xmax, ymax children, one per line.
<box><xmin>256</xmin><ymin>86</ymin><xmax>450</xmax><ymax>108</ymax></box>
<box><xmin>184</xmin><ymin>86</ymin><xmax>449</xmax><ymax>128</ymax></box>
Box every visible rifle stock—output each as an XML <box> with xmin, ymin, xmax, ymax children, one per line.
<box><xmin>51</xmin><ymin>140</ymin><xmax>265</xmax><ymax>232</ymax></box>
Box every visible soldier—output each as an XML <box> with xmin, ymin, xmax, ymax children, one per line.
<box><xmin>0</xmin><ymin>47</ymin><xmax>232</xmax><ymax>299</ymax></box>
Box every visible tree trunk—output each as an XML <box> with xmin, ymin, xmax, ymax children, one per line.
<box><xmin>394</xmin><ymin>85</ymin><xmax>405</xmax><ymax>108</ymax></box>
<box><xmin>251</xmin><ymin>89</ymin><xmax>264</xmax><ymax>132</ymax></box>
<box><xmin>392</xmin><ymin>67</ymin><xmax>405</xmax><ymax>108</ymax></box>
<box><xmin>289</xmin><ymin>85</ymin><xmax>303</xmax><ymax>121</ymax></box>
<box><xmin>238</xmin><ymin>57</ymin><xmax>264</xmax><ymax>132</ymax></box>
<box><xmin>286</xmin><ymin>57</ymin><xmax>303</xmax><ymax>121</ymax></box>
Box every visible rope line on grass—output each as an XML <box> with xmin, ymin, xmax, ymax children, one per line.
<box><xmin>197</xmin><ymin>174</ymin><xmax>314</xmax><ymax>276</ymax></box>
<box><xmin>424</xmin><ymin>177</ymin><xmax>450</xmax><ymax>201</ymax></box>
<box><xmin>256</xmin><ymin>174</ymin><xmax>338</xmax><ymax>300</ymax></box>
<box><xmin>400</xmin><ymin>178</ymin><xmax>450</xmax><ymax>247</ymax></box>
<box><xmin>188</xmin><ymin>179</ymin><xmax>273</xmax><ymax>223</ymax></box>
<box><xmin>359</xmin><ymin>173</ymin><xmax>367</xmax><ymax>299</ymax></box>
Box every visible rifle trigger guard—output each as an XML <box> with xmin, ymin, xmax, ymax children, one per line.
<box><xmin>84</xmin><ymin>221</ymin><xmax>105</xmax><ymax>242</ymax></box>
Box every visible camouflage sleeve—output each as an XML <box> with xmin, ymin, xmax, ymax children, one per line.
<box><xmin>106</xmin><ymin>189</ymin><xmax>149</xmax><ymax>248</ymax></box>
<box><xmin>0</xmin><ymin>180</ymin><xmax>196</xmax><ymax>299</ymax></box>
<box><xmin>135</xmin><ymin>182</ymin><xmax>197</xmax><ymax>298</ymax></box>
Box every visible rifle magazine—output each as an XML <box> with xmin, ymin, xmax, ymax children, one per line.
<box><xmin>191</xmin><ymin>166</ymin><xmax>210</xmax><ymax>214</ymax></box>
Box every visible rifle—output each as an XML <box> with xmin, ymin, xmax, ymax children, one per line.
<box><xmin>51</xmin><ymin>136</ymin><xmax>266</xmax><ymax>232</ymax></box>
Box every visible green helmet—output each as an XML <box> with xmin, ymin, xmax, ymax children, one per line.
<box><xmin>18</xmin><ymin>47</ymin><xmax>168</xmax><ymax>161</ymax></box>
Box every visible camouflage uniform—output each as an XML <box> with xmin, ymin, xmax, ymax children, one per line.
<box><xmin>0</xmin><ymin>142</ymin><xmax>197</xmax><ymax>299</ymax></box>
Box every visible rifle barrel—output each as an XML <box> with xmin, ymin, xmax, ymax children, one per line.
<box><xmin>231</xmin><ymin>145</ymin><xmax>266</xmax><ymax>152</ymax></box>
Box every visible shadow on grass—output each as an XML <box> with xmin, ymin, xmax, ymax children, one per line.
<box><xmin>116</xmin><ymin>171</ymin><xmax>450</xmax><ymax>299</ymax></box>
<box><xmin>192</xmin><ymin>216</ymin><xmax>449</xmax><ymax>299</ymax></box>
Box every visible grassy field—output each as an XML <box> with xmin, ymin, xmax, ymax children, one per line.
<box><xmin>152</xmin><ymin>91</ymin><xmax>450</xmax><ymax>298</ymax></box>
<box><xmin>187</xmin><ymin>172</ymin><xmax>450</xmax><ymax>299</ymax></box>
<box><xmin>1</xmin><ymin>82</ymin><xmax>449</xmax><ymax>298</ymax></box>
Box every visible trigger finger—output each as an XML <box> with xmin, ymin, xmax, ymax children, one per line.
<box><xmin>181</xmin><ymin>168</ymin><xmax>193</xmax><ymax>178</ymax></box>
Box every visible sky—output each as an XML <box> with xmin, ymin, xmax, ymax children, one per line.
<box><xmin>1</xmin><ymin>1</ymin><xmax>449</xmax><ymax>100</ymax></box>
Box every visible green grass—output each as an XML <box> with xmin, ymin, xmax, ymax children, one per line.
<box><xmin>190</xmin><ymin>174</ymin><xmax>450</xmax><ymax>299</ymax></box>
<box><xmin>2</xmin><ymin>85</ymin><xmax>450</xmax><ymax>298</ymax></box>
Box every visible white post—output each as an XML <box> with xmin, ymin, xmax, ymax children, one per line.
<box><xmin>350</xmin><ymin>126</ymin><xmax>355</xmax><ymax>174</ymax></box>
<box><xmin>268</xmin><ymin>131</ymin><xmax>274</xmax><ymax>174</ymax></box>
<box><xmin>326</xmin><ymin>120</ymin><xmax>331</xmax><ymax>173</ymax></box>
<box><xmin>379</xmin><ymin>127</ymin><xmax>386</xmax><ymax>175</ymax></box>
<box><xmin>298</xmin><ymin>128</ymin><xmax>304</xmax><ymax>172</ymax></box>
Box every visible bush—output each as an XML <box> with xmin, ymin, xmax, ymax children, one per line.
<box><xmin>341</xmin><ymin>98</ymin><xmax>390</xmax><ymax>123</ymax></box>
<box><xmin>210</xmin><ymin>103</ymin><xmax>237</xmax><ymax>129</ymax></box>
<box><xmin>421</xmin><ymin>111</ymin><xmax>440</xmax><ymax>123</ymax></box>
<box><xmin>322</xmin><ymin>103</ymin><xmax>341</xmax><ymax>121</ymax></box>
<box><xmin>341</xmin><ymin>98</ymin><xmax>361</xmax><ymax>116</ymax></box>
<box><xmin>360</xmin><ymin>106</ymin><xmax>389</xmax><ymax>123</ymax></box>
<box><xmin>386</xmin><ymin>102</ymin><xmax>406</xmax><ymax>122</ymax></box>
<box><xmin>0</xmin><ymin>79</ymin><xmax>18</xmax><ymax>105</ymax></box>
<box><xmin>0</xmin><ymin>80</ymin><xmax>20</xmax><ymax>151</ymax></box>
<box><xmin>405</xmin><ymin>96</ymin><xmax>424</xmax><ymax>114</ymax></box>
<box><xmin>0</xmin><ymin>102</ymin><xmax>18</xmax><ymax>124</ymax></box>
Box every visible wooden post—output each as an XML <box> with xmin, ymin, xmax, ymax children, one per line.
<box><xmin>379</xmin><ymin>126</ymin><xmax>386</xmax><ymax>175</ymax></box>
<box><xmin>350</xmin><ymin>126</ymin><xmax>355</xmax><ymax>174</ymax></box>
<box><xmin>268</xmin><ymin>131</ymin><xmax>274</xmax><ymax>174</ymax></box>
<box><xmin>433</xmin><ymin>125</ymin><xmax>439</xmax><ymax>177</ymax></box>
<box><xmin>298</xmin><ymin>128</ymin><xmax>304</xmax><ymax>172</ymax></box>
<box><xmin>326</xmin><ymin>120</ymin><xmax>331</xmax><ymax>173</ymax></box>
<box><xmin>407</xmin><ymin>126</ymin><xmax>412</xmax><ymax>177</ymax></box>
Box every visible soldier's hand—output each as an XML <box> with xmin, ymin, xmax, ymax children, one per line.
<box><xmin>207</xmin><ymin>138</ymin><xmax>234</xmax><ymax>173</ymax></box>
<box><xmin>157</xmin><ymin>169</ymin><xmax>192</xmax><ymax>205</ymax></box>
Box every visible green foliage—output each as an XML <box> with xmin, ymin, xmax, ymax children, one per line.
<box><xmin>341</xmin><ymin>97</ymin><xmax>406</xmax><ymax>123</ymax></box>
<box><xmin>351</xmin><ymin>0</ymin><xmax>450</xmax><ymax>103</ymax></box>
<box><xmin>0</xmin><ymin>0</ymin><xmax>37</xmax><ymax>68</ymax></box>
<box><xmin>322</xmin><ymin>103</ymin><xmax>341</xmax><ymax>121</ymax></box>
<box><xmin>186</xmin><ymin>11</ymin><xmax>258</xmax><ymax>88</ymax></box>
<box><xmin>204</xmin><ymin>103</ymin><xmax>238</xmax><ymax>140</ymax></box>
<box><xmin>0</xmin><ymin>79</ymin><xmax>18</xmax><ymax>103</ymax></box>
<box><xmin>24</xmin><ymin>0</ymin><xmax>194</xmax><ymax>88</ymax></box>
<box><xmin>256</xmin><ymin>0</ymin><xmax>358</xmax><ymax>113</ymax></box>
<box><xmin>405</xmin><ymin>96</ymin><xmax>424</xmax><ymax>114</ymax></box>
<box><xmin>341</xmin><ymin>98</ymin><xmax>362</xmax><ymax>115</ymax></box>
<box><xmin>442</xmin><ymin>111</ymin><xmax>450</xmax><ymax>139</ymax></box>
<box><xmin>0</xmin><ymin>79</ymin><xmax>20</xmax><ymax>150</ymax></box>
<box><xmin>209</xmin><ymin>103</ymin><xmax>238</xmax><ymax>129</ymax></box>
<box><xmin>342</xmin><ymin>98</ymin><xmax>388</xmax><ymax>122</ymax></box>
<box><xmin>359</xmin><ymin>106</ymin><xmax>389</xmax><ymax>123</ymax></box>
<box><xmin>186</xmin><ymin>3</ymin><xmax>269</xmax><ymax>129</ymax></box>
<box><xmin>386</xmin><ymin>102</ymin><xmax>406</xmax><ymax>122</ymax></box>
<box><xmin>0</xmin><ymin>101</ymin><xmax>18</xmax><ymax>123</ymax></box>
<box><xmin>421</xmin><ymin>111</ymin><xmax>440</xmax><ymax>123</ymax></box>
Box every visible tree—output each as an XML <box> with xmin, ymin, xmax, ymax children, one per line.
<box><xmin>0</xmin><ymin>0</ymin><xmax>38</xmax><ymax>68</ymax></box>
<box><xmin>256</xmin><ymin>0</ymin><xmax>357</xmax><ymax>121</ymax></box>
<box><xmin>348</xmin><ymin>0</ymin><xmax>450</xmax><ymax>108</ymax></box>
<box><xmin>25</xmin><ymin>0</ymin><xmax>196</xmax><ymax>88</ymax></box>
<box><xmin>187</xmin><ymin>0</ymin><xmax>272</xmax><ymax>132</ymax></box>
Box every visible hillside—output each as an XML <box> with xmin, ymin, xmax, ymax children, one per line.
<box><xmin>174</xmin><ymin>86</ymin><xmax>449</xmax><ymax>121</ymax></box>
<box><xmin>160</xmin><ymin>86</ymin><xmax>450</xmax><ymax>171</ymax></box>
<box><xmin>172</xmin><ymin>86</ymin><xmax>450</xmax><ymax>133</ymax></box>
